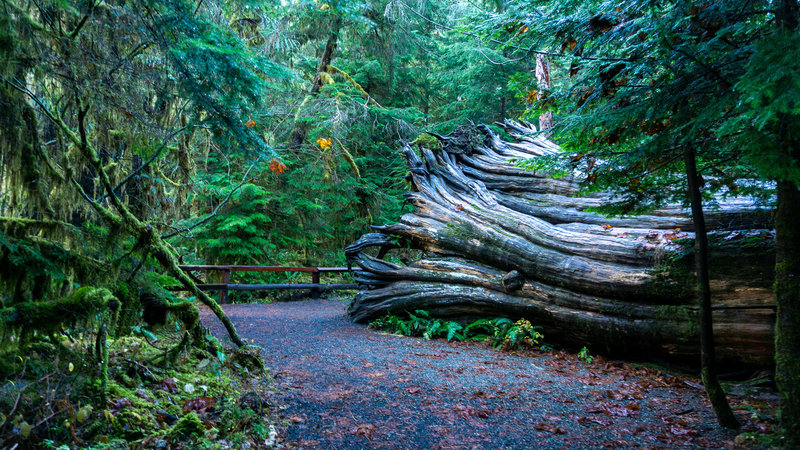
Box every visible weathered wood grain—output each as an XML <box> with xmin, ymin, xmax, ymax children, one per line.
<box><xmin>347</xmin><ymin>122</ymin><xmax>775</xmax><ymax>367</ymax></box>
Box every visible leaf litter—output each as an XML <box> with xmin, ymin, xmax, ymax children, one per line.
<box><xmin>201</xmin><ymin>299</ymin><xmax>778</xmax><ymax>449</ymax></box>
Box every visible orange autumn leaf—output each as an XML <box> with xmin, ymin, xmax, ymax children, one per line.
<box><xmin>317</xmin><ymin>138</ymin><xmax>332</xmax><ymax>150</ymax></box>
<box><xmin>526</xmin><ymin>90</ymin><xmax>537</xmax><ymax>103</ymax></box>
<box><xmin>269</xmin><ymin>158</ymin><xmax>287</xmax><ymax>174</ymax></box>
<box><xmin>246</xmin><ymin>118</ymin><xmax>256</xmax><ymax>128</ymax></box>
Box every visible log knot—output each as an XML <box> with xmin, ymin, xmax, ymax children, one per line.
<box><xmin>502</xmin><ymin>270</ymin><xmax>525</xmax><ymax>293</ymax></box>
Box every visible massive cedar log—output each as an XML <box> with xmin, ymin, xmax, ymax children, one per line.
<box><xmin>346</xmin><ymin>122</ymin><xmax>775</xmax><ymax>368</ymax></box>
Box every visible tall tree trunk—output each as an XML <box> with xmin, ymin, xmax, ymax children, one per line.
<box><xmin>684</xmin><ymin>147</ymin><xmax>740</xmax><ymax>429</ymax></box>
<box><xmin>535</xmin><ymin>54</ymin><xmax>553</xmax><ymax>132</ymax></box>
<box><xmin>291</xmin><ymin>18</ymin><xmax>341</xmax><ymax>147</ymax></box>
<box><xmin>774</xmin><ymin>180</ymin><xmax>800</xmax><ymax>446</ymax></box>
<box><xmin>774</xmin><ymin>1</ymin><xmax>800</xmax><ymax>445</ymax></box>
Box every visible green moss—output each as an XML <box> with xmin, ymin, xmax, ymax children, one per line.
<box><xmin>440</xmin><ymin>223</ymin><xmax>474</xmax><ymax>241</ymax></box>
<box><xmin>654</xmin><ymin>305</ymin><xmax>699</xmax><ymax>335</ymax></box>
<box><xmin>167</xmin><ymin>301</ymin><xmax>201</xmax><ymax>338</ymax></box>
<box><xmin>226</xmin><ymin>345</ymin><xmax>266</xmax><ymax>375</ymax></box>
<box><xmin>646</xmin><ymin>256</ymin><xmax>695</xmax><ymax>300</ymax></box>
<box><xmin>410</xmin><ymin>133</ymin><xmax>441</xmax><ymax>150</ymax></box>
<box><xmin>169</xmin><ymin>412</ymin><xmax>206</xmax><ymax>440</ymax></box>
<box><xmin>113</xmin><ymin>284</ymin><xmax>139</xmax><ymax>336</ymax></box>
<box><xmin>487</xmin><ymin>224</ymin><xmax>514</xmax><ymax>238</ymax></box>
<box><xmin>106</xmin><ymin>382</ymin><xmax>154</xmax><ymax>411</ymax></box>
<box><xmin>0</xmin><ymin>287</ymin><xmax>118</xmax><ymax>338</ymax></box>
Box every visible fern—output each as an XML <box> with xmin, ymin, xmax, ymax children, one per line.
<box><xmin>368</xmin><ymin>311</ymin><xmax>543</xmax><ymax>349</ymax></box>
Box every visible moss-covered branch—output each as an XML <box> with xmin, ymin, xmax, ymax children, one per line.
<box><xmin>326</xmin><ymin>64</ymin><xmax>383</xmax><ymax>108</ymax></box>
<box><xmin>0</xmin><ymin>287</ymin><xmax>117</xmax><ymax>334</ymax></box>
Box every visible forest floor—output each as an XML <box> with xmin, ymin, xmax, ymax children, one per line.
<box><xmin>200</xmin><ymin>298</ymin><xmax>777</xmax><ymax>449</ymax></box>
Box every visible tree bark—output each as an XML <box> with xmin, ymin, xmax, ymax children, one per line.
<box><xmin>535</xmin><ymin>54</ymin><xmax>553</xmax><ymax>132</ymax></box>
<box><xmin>684</xmin><ymin>147</ymin><xmax>739</xmax><ymax>429</ymax></box>
<box><xmin>291</xmin><ymin>18</ymin><xmax>341</xmax><ymax>147</ymax></box>
<box><xmin>347</xmin><ymin>122</ymin><xmax>775</xmax><ymax>368</ymax></box>
<box><xmin>774</xmin><ymin>1</ymin><xmax>800</xmax><ymax>444</ymax></box>
<box><xmin>774</xmin><ymin>180</ymin><xmax>800</xmax><ymax>446</ymax></box>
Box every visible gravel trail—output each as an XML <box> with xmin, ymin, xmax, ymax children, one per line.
<box><xmin>200</xmin><ymin>299</ymin><xmax>771</xmax><ymax>449</ymax></box>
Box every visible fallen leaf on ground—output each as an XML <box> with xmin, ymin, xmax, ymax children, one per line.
<box><xmin>577</xmin><ymin>415</ymin><xmax>613</xmax><ymax>426</ymax></box>
<box><xmin>535</xmin><ymin>422</ymin><xmax>566</xmax><ymax>434</ymax></box>
<box><xmin>350</xmin><ymin>424</ymin><xmax>377</xmax><ymax>437</ymax></box>
<box><xmin>183</xmin><ymin>396</ymin><xmax>216</xmax><ymax>415</ymax></box>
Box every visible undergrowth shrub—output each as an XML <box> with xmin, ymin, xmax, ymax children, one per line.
<box><xmin>369</xmin><ymin>310</ymin><xmax>543</xmax><ymax>350</ymax></box>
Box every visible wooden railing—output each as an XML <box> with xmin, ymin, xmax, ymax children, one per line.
<box><xmin>175</xmin><ymin>265</ymin><xmax>360</xmax><ymax>303</ymax></box>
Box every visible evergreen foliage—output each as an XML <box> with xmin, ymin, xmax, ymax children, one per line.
<box><xmin>476</xmin><ymin>0</ymin><xmax>780</xmax><ymax>211</ymax></box>
<box><xmin>4</xmin><ymin>0</ymin><xmax>798</xmax><ymax>444</ymax></box>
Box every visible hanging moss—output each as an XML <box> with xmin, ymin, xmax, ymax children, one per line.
<box><xmin>114</xmin><ymin>283</ymin><xmax>140</xmax><ymax>336</ymax></box>
<box><xmin>0</xmin><ymin>223</ymin><xmax>109</xmax><ymax>307</ymax></box>
<box><xmin>97</xmin><ymin>322</ymin><xmax>109</xmax><ymax>405</ymax></box>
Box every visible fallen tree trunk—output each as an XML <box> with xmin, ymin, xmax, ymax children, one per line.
<box><xmin>347</xmin><ymin>122</ymin><xmax>775</xmax><ymax>368</ymax></box>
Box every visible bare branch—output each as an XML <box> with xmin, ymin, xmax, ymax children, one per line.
<box><xmin>160</xmin><ymin>159</ymin><xmax>260</xmax><ymax>239</ymax></box>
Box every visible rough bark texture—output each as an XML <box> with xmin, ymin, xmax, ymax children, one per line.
<box><xmin>774</xmin><ymin>180</ymin><xmax>800</xmax><ymax>445</ymax></box>
<box><xmin>346</xmin><ymin>122</ymin><xmax>775</xmax><ymax>368</ymax></box>
<box><xmin>774</xmin><ymin>2</ymin><xmax>800</xmax><ymax>444</ymax></box>
<box><xmin>291</xmin><ymin>18</ymin><xmax>341</xmax><ymax>147</ymax></box>
<box><xmin>684</xmin><ymin>147</ymin><xmax>738</xmax><ymax>429</ymax></box>
<box><xmin>535</xmin><ymin>55</ymin><xmax>553</xmax><ymax>132</ymax></box>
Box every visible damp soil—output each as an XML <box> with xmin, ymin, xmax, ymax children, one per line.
<box><xmin>200</xmin><ymin>298</ymin><xmax>776</xmax><ymax>449</ymax></box>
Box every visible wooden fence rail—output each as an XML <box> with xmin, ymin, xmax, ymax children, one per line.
<box><xmin>174</xmin><ymin>265</ymin><xmax>360</xmax><ymax>303</ymax></box>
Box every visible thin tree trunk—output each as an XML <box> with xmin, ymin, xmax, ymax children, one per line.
<box><xmin>535</xmin><ymin>54</ymin><xmax>553</xmax><ymax>132</ymax></box>
<box><xmin>291</xmin><ymin>18</ymin><xmax>340</xmax><ymax>147</ymax></box>
<box><xmin>684</xmin><ymin>147</ymin><xmax>739</xmax><ymax>429</ymax></box>
<box><xmin>774</xmin><ymin>1</ymin><xmax>800</xmax><ymax>444</ymax></box>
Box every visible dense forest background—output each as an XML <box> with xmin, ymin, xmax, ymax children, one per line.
<box><xmin>2</xmin><ymin>0</ymin><xmax>799</xmax><ymax>447</ymax></box>
<box><xmin>1</xmin><ymin>0</ymin><xmax>526</xmax><ymax>272</ymax></box>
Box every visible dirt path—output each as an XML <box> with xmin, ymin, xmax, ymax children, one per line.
<box><xmin>200</xmin><ymin>299</ymin><xmax>774</xmax><ymax>449</ymax></box>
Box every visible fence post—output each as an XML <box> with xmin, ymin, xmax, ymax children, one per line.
<box><xmin>220</xmin><ymin>268</ymin><xmax>230</xmax><ymax>304</ymax></box>
<box><xmin>311</xmin><ymin>267</ymin><xmax>320</xmax><ymax>300</ymax></box>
